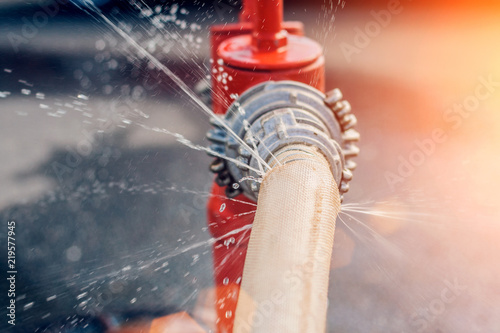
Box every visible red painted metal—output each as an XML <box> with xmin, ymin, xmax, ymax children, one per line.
<box><xmin>251</xmin><ymin>0</ymin><xmax>287</xmax><ymax>51</ymax></box>
<box><xmin>211</xmin><ymin>55</ymin><xmax>325</xmax><ymax>115</ymax></box>
<box><xmin>239</xmin><ymin>0</ymin><xmax>256</xmax><ymax>22</ymax></box>
<box><xmin>209</xmin><ymin>0</ymin><xmax>304</xmax><ymax>115</ymax></box>
<box><xmin>207</xmin><ymin>1</ymin><xmax>326</xmax><ymax>332</ymax></box>
<box><xmin>207</xmin><ymin>184</ymin><xmax>255</xmax><ymax>333</ymax></box>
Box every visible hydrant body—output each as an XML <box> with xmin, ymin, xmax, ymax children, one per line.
<box><xmin>207</xmin><ymin>1</ymin><xmax>326</xmax><ymax>331</ymax></box>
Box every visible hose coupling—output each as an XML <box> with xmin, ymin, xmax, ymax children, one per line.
<box><xmin>207</xmin><ymin>81</ymin><xmax>359</xmax><ymax>202</ymax></box>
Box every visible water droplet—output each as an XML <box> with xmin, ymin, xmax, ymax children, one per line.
<box><xmin>66</xmin><ymin>245</ymin><xmax>82</xmax><ymax>262</ymax></box>
<box><xmin>108</xmin><ymin>59</ymin><xmax>118</xmax><ymax>70</ymax></box>
<box><xmin>192</xmin><ymin>254</ymin><xmax>200</xmax><ymax>264</ymax></box>
<box><xmin>223</xmin><ymin>237</ymin><xmax>235</xmax><ymax>247</ymax></box>
<box><xmin>82</xmin><ymin>61</ymin><xmax>93</xmax><ymax>72</ymax></box>
<box><xmin>243</xmin><ymin>120</ymin><xmax>250</xmax><ymax>130</ymax></box>
<box><xmin>18</xmin><ymin>79</ymin><xmax>32</xmax><ymax>87</ymax></box>
<box><xmin>232</xmin><ymin>183</ymin><xmax>240</xmax><ymax>189</ymax></box>
<box><xmin>219</xmin><ymin>203</ymin><xmax>226</xmax><ymax>212</ymax></box>
<box><xmin>225</xmin><ymin>310</ymin><xmax>232</xmax><ymax>318</ymax></box>
<box><xmin>132</xmin><ymin>86</ymin><xmax>145</xmax><ymax>101</ymax></box>
<box><xmin>21</xmin><ymin>89</ymin><xmax>31</xmax><ymax>95</ymax></box>
<box><xmin>130</xmin><ymin>298</ymin><xmax>137</xmax><ymax>304</ymax></box>
<box><xmin>74</xmin><ymin>69</ymin><xmax>83</xmax><ymax>80</ymax></box>
<box><xmin>103</xmin><ymin>85</ymin><xmax>113</xmax><ymax>95</ymax></box>
<box><xmin>223</xmin><ymin>277</ymin><xmax>229</xmax><ymax>285</ymax></box>
<box><xmin>76</xmin><ymin>292</ymin><xmax>88</xmax><ymax>300</ymax></box>
<box><xmin>24</xmin><ymin>302</ymin><xmax>34</xmax><ymax>310</ymax></box>
<box><xmin>95</xmin><ymin>40</ymin><xmax>106</xmax><ymax>51</ymax></box>
<box><xmin>77</xmin><ymin>94</ymin><xmax>89</xmax><ymax>100</ymax></box>
<box><xmin>36</xmin><ymin>92</ymin><xmax>45</xmax><ymax>100</ymax></box>
<box><xmin>141</xmin><ymin>8</ymin><xmax>153</xmax><ymax>17</ymax></box>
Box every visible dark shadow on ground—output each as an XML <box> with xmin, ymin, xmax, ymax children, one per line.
<box><xmin>0</xmin><ymin>129</ymin><xmax>215</xmax><ymax>332</ymax></box>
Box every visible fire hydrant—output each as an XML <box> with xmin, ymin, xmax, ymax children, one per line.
<box><xmin>206</xmin><ymin>1</ymin><xmax>359</xmax><ymax>332</ymax></box>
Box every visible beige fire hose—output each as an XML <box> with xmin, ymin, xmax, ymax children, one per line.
<box><xmin>233</xmin><ymin>145</ymin><xmax>341</xmax><ymax>333</ymax></box>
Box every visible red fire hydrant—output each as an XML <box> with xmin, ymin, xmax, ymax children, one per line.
<box><xmin>207</xmin><ymin>1</ymin><xmax>326</xmax><ymax>331</ymax></box>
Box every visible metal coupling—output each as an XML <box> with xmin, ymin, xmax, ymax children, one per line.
<box><xmin>207</xmin><ymin>81</ymin><xmax>359</xmax><ymax>202</ymax></box>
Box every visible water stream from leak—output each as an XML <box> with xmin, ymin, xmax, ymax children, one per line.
<box><xmin>73</xmin><ymin>0</ymin><xmax>272</xmax><ymax>174</ymax></box>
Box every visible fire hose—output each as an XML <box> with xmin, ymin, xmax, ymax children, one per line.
<box><xmin>207</xmin><ymin>80</ymin><xmax>358</xmax><ymax>333</ymax></box>
<box><xmin>234</xmin><ymin>144</ymin><xmax>340</xmax><ymax>333</ymax></box>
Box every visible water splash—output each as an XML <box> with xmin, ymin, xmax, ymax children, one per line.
<box><xmin>71</xmin><ymin>0</ymin><xmax>271</xmax><ymax>175</ymax></box>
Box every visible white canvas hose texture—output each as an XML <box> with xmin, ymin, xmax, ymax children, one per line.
<box><xmin>234</xmin><ymin>145</ymin><xmax>341</xmax><ymax>333</ymax></box>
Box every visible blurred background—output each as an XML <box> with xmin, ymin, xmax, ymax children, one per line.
<box><xmin>1</xmin><ymin>0</ymin><xmax>500</xmax><ymax>332</ymax></box>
